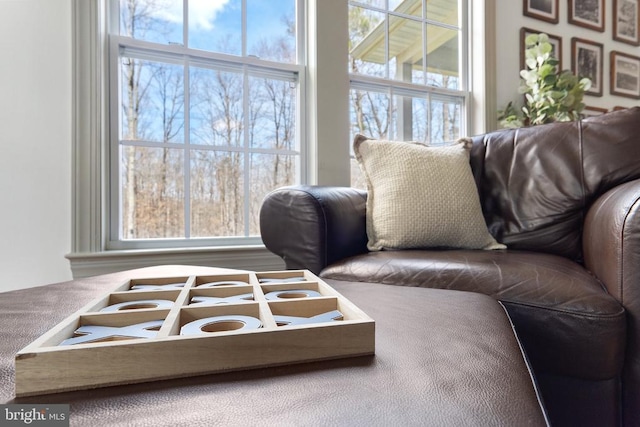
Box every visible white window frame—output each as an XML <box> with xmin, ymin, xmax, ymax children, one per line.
<box><xmin>67</xmin><ymin>0</ymin><xmax>495</xmax><ymax>277</ymax></box>
<box><xmin>108</xmin><ymin>44</ymin><xmax>305</xmax><ymax>250</ymax></box>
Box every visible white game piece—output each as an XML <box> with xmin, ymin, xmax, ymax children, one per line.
<box><xmin>273</xmin><ymin>310</ymin><xmax>343</xmax><ymax>326</ymax></box>
<box><xmin>264</xmin><ymin>289</ymin><xmax>322</xmax><ymax>300</ymax></box>
<box><xmin>180</xmin><ymin>315</ymin><xmax>262</xmax><ymax>336</ymax></box>
<box><xmin>60</xmin><ymin>320</ymin><xmax>164</xmax><ymax>346</ymax></box>
<box><xmin>189</xmin><ymin>293</ymin><xmax>254</xmax><ymax>305</ymax></box>
<box><xmin>100</xmin><ymin>299</ymin><xmax>174</xmax><ymax>312</ymax></box>
<box><xmin>197</xmin><ymin>281</ymin><xmax>249</xmax><ymax>288</ymax></box>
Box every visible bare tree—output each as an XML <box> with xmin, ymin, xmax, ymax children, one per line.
<box><xmin>120</xmin><ymin>0</ymin><xmax>174</xmax><ymax>239</ymax></box>
<box><xmin>246</xmin><ymin>27</ymin><xmax>297</xmax><ymax>234</ymax></box>
<box><xmin>190</xmin><ymin>68</ymin><xmax>244</xmax><ymax>237</ymax></box>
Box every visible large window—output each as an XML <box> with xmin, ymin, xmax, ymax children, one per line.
<box><xmin>109</xmin><ymin>0</ymin><xmax>303</xmax><ymax>248</ymax></box>
<box><xmin>348</xmin><ymin>0</ymin><xmax>467</xmax><ymax>187</ymax></box>
<box><xmin>70</xmin><ymin>0</ymin><xmax>485</xmax><ymax>274</ymax></box>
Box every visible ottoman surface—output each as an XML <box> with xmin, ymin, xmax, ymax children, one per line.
<box><xmin>0</xmin><ymin>266</ymin><xmax>547</xmax><ymax>426</ymax></box>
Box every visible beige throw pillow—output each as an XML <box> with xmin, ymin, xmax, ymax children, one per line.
<box><xmin>353</xmin><ymin>134</ymin><xmax>506</xmax><ymax>251</ymax></box>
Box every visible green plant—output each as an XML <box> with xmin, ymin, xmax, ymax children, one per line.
<box><xmin>498</xmin><ymin>33</ymin><xmax>592</xmax><ymax>128</ymax></box>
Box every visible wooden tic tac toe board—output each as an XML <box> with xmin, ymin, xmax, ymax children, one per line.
<box><xmin>14</xmin><ymin>270</ymin><xmax>375</xmax><ymax>397</ymax></box>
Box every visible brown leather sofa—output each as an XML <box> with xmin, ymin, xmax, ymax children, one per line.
<box><xmin>0</xmin><ymin>266</ymin><xmax>548</xmax><ymax>426</ymax></box>
<box><xmin>260</xmin><ymin>107</ymin><xmax>640</xmax><ymax>426</ymax></box>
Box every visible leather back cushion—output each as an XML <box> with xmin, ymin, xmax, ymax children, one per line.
<box><xmin>471</xmin><ymin>107</ymin><xmax>640</xmax><ymax>262</ymax></box>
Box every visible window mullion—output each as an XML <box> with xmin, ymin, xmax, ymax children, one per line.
<box><xmin>422</xmin><ymin>0</ymin><xmax>427</xmax><ymax>87</ymax></box>
<box><xmin>109</xmin><ymin>30</ymin><xmax>122</xmax><ymax>244</ymax></box>
<box><xmin>117</xmin><ymin>35</ymin><xmax>302</xmax><ymax>78</ymax></box>
<box><xmin>351</xmin><ymin>73</ymin><xmax>465</xmax><ymax>98</ymax></box>
<box><xmin>243</xmin><ymin>67</ymin><xmax>251</xmax><ymax>238</ymax></box>
<box><xmin>183</xmin><ymin>0</ymin><xmax>188</xmax><ymax>48</ymax></box>
<box><xmin>389</xmin><ymin>86</ymin><xmax>394</xmax><ymax>139</ymax></box>
<box><xmin>242</xmin><ymin>0</ymin><xmax>247</xmax><ymax>58</ymax></box>
<box><xmin>385</xmin><ymin>7</ymin><xmax>390</xmax><ymax>80</ymax></box>
<box><xmin>183</xmin><ymin>58</ymin><xmax>191</xmax><ymax>239</ymax></box>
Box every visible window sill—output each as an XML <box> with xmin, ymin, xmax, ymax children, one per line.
<box><xmin>66</xmin><ymin>245</ymin><xmax>285</xmax><ymax>279</ymax></box>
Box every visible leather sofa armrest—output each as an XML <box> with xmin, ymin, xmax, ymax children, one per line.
<box><xmin>584</xmin><ymin>180</ymin><xmax>640</xmax><ymax>427</ymax></box>
<box><xmin>584</xmin><ymin>178</ymin><xmax>640</xmax><ymax>305</ymax></box>
<box><xmin>259</xmin><ymin>185</ymin><xmax>368</xmax><ymax>274</ymax></box>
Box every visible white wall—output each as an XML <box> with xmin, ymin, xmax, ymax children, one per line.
<box><xmin>495</xmin><ymin>0</ymin><xmax>639</xmax><ymax>119</ymax></box>
<box><xmin>0</xmin><ymin>0</ymin><xmax>72</xmax><ymax>291</ymax></box>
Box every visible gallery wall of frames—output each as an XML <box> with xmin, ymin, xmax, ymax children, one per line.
<box><xmin>497</xmin><ymin>0</ymin><xmax>640</xmax><ymax>118</ymax></box>
<box><xmin>496</xmin><ymin>0</ymin><xmax>640</xmax><ymax>116</ymax></box>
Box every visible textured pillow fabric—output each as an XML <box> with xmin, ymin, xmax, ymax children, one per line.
<box><xmin>353</xmin><ymin>134</ymin><xmax>506</xmax><ymax>251</ymax></box>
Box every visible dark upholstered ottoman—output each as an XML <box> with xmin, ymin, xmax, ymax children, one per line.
<box><xmin>0</xmin><ymin>266</ymin><xmax>547</xmax><ymax>426</ymax></box>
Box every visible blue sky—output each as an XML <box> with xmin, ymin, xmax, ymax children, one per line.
<box><xmin>137</xmin><ymin>0</ymin><xmax>295</xmax><ymax>57</ymax></box>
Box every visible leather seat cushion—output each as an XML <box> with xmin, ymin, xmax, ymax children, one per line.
<box><xmin>320</xmin><ymin>249</ymin><xmax>625</xmax><ymax>380</ymax></box>
<box><xmin>0</xmin><ymin>266</ymin><xmax>548</xmax><ymax>426</ymax></box>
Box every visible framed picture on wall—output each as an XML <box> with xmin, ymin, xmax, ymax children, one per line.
<box><xmin>569</xmin><ymin>0</ymin><xmax>606</xmax><ymax>32</ymax></box>
<box><xmin>571</xmin><ymin>38</ymin><xmax>603</xmax><ymax>96</ymax></box>
<box><xmin>610</xmin><ymin>51</ymin><xmax>640</xmax><ymax>98</ymax></box>
<box><xmin>613</xmin><ymin>0</ymin><xmax>640</xmax><ymax>45</ymax></box>
<box><xmin>523</xmin><ymin>0</ymin><xmax>559</xmax><ymax>23</ymax></box>
<box><xmin>521</xmin><ymin>28</ymin><xmax>562</xmax><ymax>70</ymax></box>
<box><xmin>581</xmin><ymin>105</ymin><xmax>608</xmax><ymax>118</ymax></box>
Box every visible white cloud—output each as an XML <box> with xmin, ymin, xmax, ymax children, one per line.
<box><xmin>150</xmin><ymin>0</ymin><xmax>230</xmax><ymax>31</ymax></box>
<box><xmin>189</xmin><ymin>0</ymin><xmax>230</xmax><ymax>31</ymax></box>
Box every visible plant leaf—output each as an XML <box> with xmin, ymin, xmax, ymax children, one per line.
<box><xmin>525</xmin><ymin>33</ymin><xmax>539</xmax><ymax>46</ymax></box>
<box><xmin>502</xmin><ymin>32</ymin><xmax>589</xmax><ymax>128</ymax></box>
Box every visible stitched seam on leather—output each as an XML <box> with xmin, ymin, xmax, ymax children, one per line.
<box><xmin>578</xmin><ymin>120</ymin><xmax>587</xmax><ymax>258</ymax></box>
<box><xmin>578</xmin><ymin>120</ymin><xmax>587</xmax><ymax>212</ymax></box>
<box><xmin>323</xmin><ymin>274</ymin><xmax>624</xmax><ymax>319</ymax></box>
<box><xmin>498</xmin><ymin>301</ymin><xmax>552</xmax><ymax>427</ymax></box>
<box><xmin>619</xmin><ymin>192</ymin><xmax>640</xmax><ymax>306</ymax></box>
<box><xmin>501</xmin><ymin>299</ymin><xmax>625</xmax><ymax>320</ymax></box>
